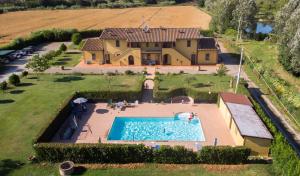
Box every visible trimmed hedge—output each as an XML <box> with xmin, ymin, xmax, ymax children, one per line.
<box><xmin>153</xmin><ymin>87</ymin><xmax>218</xmax><ymax>103</ymax></box>
<box><xmin>34</xmin><ymin>143</ymin><xmax>250</xmax><ymax>164</ymax></box>
<box><xmin>77</xmin><ymin>90</ymin><xmax>142</xmax><ymax>102</ymax></box>
<box><xmin>35</xmin><ymin>93</ymin><xmax>74</xmax><ymax>143</ymax></box>
<box><xmin>153</xmin><ymin>145</ymin><xmax>198</xmax><ymax>164</ymax></box>
<box><xmin>198</xmin><ymin>146</ymin><xmax>251</xmax><ymax>164</ymax></box>
<box><xmin>34</xmin><ymin>143</ymin><xmax>152</xmax><ymax>163</ymax></box>
<box><xmin>250</xmin><ymin>97</ymin><xmax>300</xmax><ymax>175</ymax></box>
<box><xmin>1</xmin><ymin>29</ymin><xmax>102</xmax><ymax>50</ymax></box>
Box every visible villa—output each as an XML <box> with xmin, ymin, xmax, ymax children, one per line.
<box><xmin>81</xmin><ymin>27</ymin><xmax>219</xmax><ymax>66</ymax></box>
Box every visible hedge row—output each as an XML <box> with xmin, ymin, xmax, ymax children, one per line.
<box><xmin>33</xmin><ymin>143</ymin><xmax>250</xmax><ymax>164</ymax></box>
<box><xmin>250</xmin><ymin>97</ymin><xmax>300</xmax><ymax>175</ymax></box>
<box><xmin>34</xmin><ymin>93</ymin><xmax>75</xmax><ymax>143</ymax></box>
<box><xmin>34</xmin><ymin>89</ymin><xmax>143</xmax><ymax>143</ymax></box>
<box><xmin>77</xmin><ymin>90</ymin><xmax>143</xmax><ymax>102</ymax></box>
<box><xmin>1</xmin><ymin>29</ymin><xmax>102</xmax><ymax>50</ymax></box>
<box><xmin>153</xmin><ymin>87</ymin><xmax>218</xmax><ymax>103</ymax></box>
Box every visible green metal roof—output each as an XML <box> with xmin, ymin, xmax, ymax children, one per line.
<box><xmin>0</xmin><ymin>50</ymin><xmax>15</xmax><ymax>56</ymax></box>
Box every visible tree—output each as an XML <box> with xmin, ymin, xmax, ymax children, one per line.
<box><xmin>26</xmin><ymin>55</ymin><xmax>50</xmax><ymax>74</ymax></box>
<box><xmin>210</xmin><ymin>0</ymin><xmax>237</xmax><ymax>33</ymax></box>
<box><xmin>71</xmin><ymin>33</ymin><xmax>82</xmax><ymax>45</ymax></box>
<box><xmin>9</xmin><ymin>74</ymin><xmax>21</xmax><ymax>86</ymax></box>
<box><xmin>59</xmin><ymin>43</ymin><xmax>67</xmax><ymax>52</ymax></box>
<box><xmin>275</xmin><ymin>0</ymin><xmax>300</xmax><ymax>76</ymax></box>
<box><xmin>232</xmin><ymin>0</ymin><xmax>258</xmax><ymax>38</ymax></box>
<box><xmin>0</xmin><ymin>81</ymin><xmax>7</xmax><ymax>91</ymax></box>
<box><xmin>197</xmin><ymin>0</ymin><xmax>205</xmax><ymax>7</ymax></box>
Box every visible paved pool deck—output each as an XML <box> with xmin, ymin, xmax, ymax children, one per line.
<box><xmin>52</xmin><ymin>103</ymin><xmax>235</xmax><ymax>151</ymax></box>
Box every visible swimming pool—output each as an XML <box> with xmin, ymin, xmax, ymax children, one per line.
<box><xmin>107</xmin><ymin>116</ymin><xmax>205</xmax><ymax>141</ymax></box>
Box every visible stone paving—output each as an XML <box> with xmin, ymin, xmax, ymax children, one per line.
<box><xmin>53</xmin><ymin>103</ymin><xmax>236</xmax><ymax>151</ymax></box>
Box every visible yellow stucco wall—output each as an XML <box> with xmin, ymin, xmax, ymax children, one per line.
<box><xmin>175</xmin><ymin>39</ymin><xmax>197</xmax><ymax>60</ymax></box>
<box><xmin>83</xmin><ymin>51</ymin><xmax>103</xmax><ymax>64</ymax></box>
<box><xmin>218</xmin><ymin>97</ymin><xmax>244</xmax><ymax>146</ymax></box>
<box><xmin>83</xmin><ymin>39</ymin><xmax>218</xmax><ymax>66</ymax></box>
<box><xmin>111</xmin><ymin>48</ymin><xmax>141</xmax><ymax>66</ymax></box>
<box><xmin>197</xmin><ymin>49</ymin><xmax>218</xmax><ymax>64</ymax></box>
<box><xmin>162</xmin><ymin>48</ymin><xmax>191</xmax><ymax>66</ymax></box>
<box><xmin>219</xmin><ymin>96</ymin><xmax>272</xmax><ymax>156</ymax></box>
<box><xmin>244</xmin><ymin>136</ymin><xmax>271</xmax><ymax>156</ymax></box>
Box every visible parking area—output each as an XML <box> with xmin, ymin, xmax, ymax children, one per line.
<box><xmin>0</xmin><ymin>42</ymin><xmax>70</xmax><ymax>82</ymax></box>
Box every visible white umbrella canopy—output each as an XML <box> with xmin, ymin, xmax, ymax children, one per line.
<box><xmin>73</xmin><ymin>97</ymin><xmax>88</xmax><ymax>104</ymax></box>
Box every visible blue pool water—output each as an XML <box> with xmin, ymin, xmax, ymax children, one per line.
<box><xmin>107</xmin><ymin>117</ymin><xmax>205</xmax><ymax>141</ymax></box>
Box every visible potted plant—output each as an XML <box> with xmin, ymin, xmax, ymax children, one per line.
<box><xmin>59</xmin><ymin>161</ymin><xmax>74</xmax><ymax>176</ymax></box>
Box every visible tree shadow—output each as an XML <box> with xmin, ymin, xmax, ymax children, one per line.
<box><xmin>96</xmin><ymin>109</ymin><xmax>109</xmax><ymax>114</ymax></box>
<box><xmin>111</xmin><ymin>84</ymin><xmax>129</xmax><ymax>88</ymax></box>
<box><xmin>0</xmin><ymin>99</ymin><xmax>15</xmax><ymax>104</ymax></box>
<box><xmin>27</xmin><ymin>76</ymin><xmax>38</xmax><ymax>80</ymax></box>
<box><xmin>73</xmin><ymin>166</ymin><xmax>87</xmax><ymax>175</ymax></box>
<box><xmin>19</xmin><ymin>83</ymin><xmax>34</xmax><ymax>87</ymax></box>
<box><xmin>9</xmin><ymin>90</ymin><xmax>25</xmax><ymax>94</ymax></box>
<box><xmin>54</xmin><ymin>76</ymin><xmax>84</xmax><ymax>82</ymax></box>
<box><xmin>192</xmin><ymin>83</ymin><xmax>211</xmax><ymax>88</ymax></box>
<box><xmin>53</xmin><ymin>58</ymin><xmax>72</xmax><ymax>66</ymax></box>
<box><xmin>0</xmin><ymin>159</ymin><xmax>24</xmax><ymax>176</ymax></box>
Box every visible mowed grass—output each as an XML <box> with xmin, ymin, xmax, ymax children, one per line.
<box><xmin>8</xmin><ymin>163</ymin><xmax>274</xmax><ymax>176</ymax></box>
<box><xmin>51</xmin><ymin>51</ymin><xmax>82</xmax><ymax>67</ymax></box>
<box><xmin>0</xmin><ymin>74</ymin><xmax>144</xmax><ymax>162</ymax></box>
<box><xmin>0</xmin><ymin>6</ymin><xmax>211</xmax><ymax>46</ymax></box>
<box><xmin>156</xmin><ymin>74</ymin><xmax>234</xmax><ymax>92</ymax></box>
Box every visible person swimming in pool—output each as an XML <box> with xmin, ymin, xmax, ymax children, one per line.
<box><xmin>188</xmin><ymin>112</ymin><xmax>194</xmax><ymax>122</ymax></box>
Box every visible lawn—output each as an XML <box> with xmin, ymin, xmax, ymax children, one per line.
<box><xmin>6</xmin><ymin>163</ymin><xmax>274</xmax><ymax>176</ymax></box>
<box><xmin>155</xmin><ymin>74</ymin><xmax>246</xmax><ymax>93</ymax></box>
<box><xmin>51</xmin><ymin>51</ymin><xmax>82</xmax><ymax>67</ymax></box>
<box><xmin>0</xmin><ymin>74</ymin><xmax>144</xmax><ymax>163</ymax></box>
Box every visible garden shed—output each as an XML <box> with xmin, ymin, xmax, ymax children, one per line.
<box><xmin>218</xmin><ymin>92</ymin><xmax>273</xmax><ymax>156</ymax></box>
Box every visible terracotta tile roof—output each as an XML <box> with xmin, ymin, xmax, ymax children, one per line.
<box><xmin>198</xmin><ymin>38</ymin><xmax>217</xmax><ymax>49</ymax></box>
<box><xmin>81</xmin><ymin>38</ymin><xmax>103</xmax><ymax>51</ymax></box>
<box><xmin>99</xmin><ymin>28</ymin><xmax>201</xmax><ymax>42</ymax></box>
<box><xmin>220</xmin><ymin>92</ymin><xmax>253</xmax><ymax>106</ymax></box>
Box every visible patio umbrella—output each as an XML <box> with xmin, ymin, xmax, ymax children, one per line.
<box><xmin>73</xmin><ymin>97</ymin><xmax>88</xmax><ymax>104</ymax></box>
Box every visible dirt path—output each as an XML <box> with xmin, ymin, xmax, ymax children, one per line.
<box><xmin>219</xmin><ymin>41</ymin><xmax>300</xmax><ymax>156</ymax></box>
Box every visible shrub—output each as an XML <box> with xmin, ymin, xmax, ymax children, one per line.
<box><xmin>125</xmin><ymin>70</ymin><xmax>135</xmax><ymax>75</ymax></box>
<box><xmin>153</xmin><ymin>146</ymin><xmax>198</xmax><ymax>164</ymax></box>
<box><xmin>201</xmin><ymin>30</ymin><xmax>214</xmax><ymax>37</ymax></box>
<box><xmin>34</xmin><ymin>142</ymin><xmax>250</xmax><ymax>164</ymax></box>
<box><xmin>0</xmin><ymin>81</ymin><xmax>8</xmax><ymax>90</ymax></box>
<box><xmin>144</xmin><ymin>0</ymin><xmax>157</xmax><ymax>4</ymax></box>
<box><xmin>215</xmin><ymin>64</ymin><xmax>228</xmax><ymax>76</ymax></box>
<box><xmin>59</xmin><ymin>43</ymin><xmax>67</xmax><ymax>52</ymax></box>
<box><xmin>21</xmin><ymin>71</ymin><xmax>28</xmax><ymax>77</ymax></box>
<box><xmin>197</xmin><ymin>0</ymin><xmax>205</xmax><ymax>7</ymax></box>
<box><xmin>198</xmin><ymin>146</ymin><xmax>251</xmax><ymax>164</ymax></box>
<box><xmin>8</xmin><ymin>74</ymin><xmax>20</xmax><ymax>86</ymax></box>
<box><xmin>71</xmin><ymin>33</ymin><xmax>82</xmax><ymax>45</ymax></box>
<box><xmin>1</xmin><ymin>29</ymin><xmax>102</xmax><ymax>51</ymax></box>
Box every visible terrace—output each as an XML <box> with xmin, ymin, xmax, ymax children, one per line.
<box><xmin>52</xmin><ymin>102</ymin><xmax>235</xmax><ymax>150</ymax></box>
